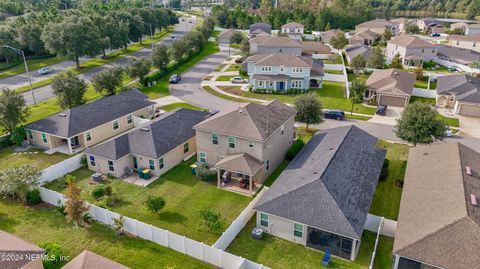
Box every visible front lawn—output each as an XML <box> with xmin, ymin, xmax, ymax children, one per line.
<box><xmin>370</xmin><ymin>141</ymin><xmax>410</xmax><ymax>220</ymax></box>
<box><xmin>216</xmin><ymin>75</ymin><xmax>236</xmax><ymax>81</ymax></box>
<box><xmin>325</xmin><ymin>69</ymin><xmax>344</xmax><ymax>75</ymax></box>
<box><xmin>409</xmin><ymin>97</ymin><xmax>460</xmax><ymax>127</ymax></box>
<box><xmin>159</xmin><ymin>102</ymin><xmax>205</xmax><ymax>112</ymax></box>
<box><xmin>0</xmin><ymin>146</ymin><xmax>69</xmax><ymax>170</ymax></box>
<box><xmin>44</xmin><ymin>158</ymin><xmax>251</xmax><ymax>245</ymax></box>
<box><xmin>202</xmin><ymin>85</ymin><xmax>252</xmax><ymax>103</ymax></box>
<box><xmin>226</xmin><ymin>64</ymin><xmax>241</xmax><ymax>72</ymax></box>
<box><xmin>227</xmin><ymin>216</ymin><xmax>394</xmax><ymax>269</ymax></box>
<box><xmin>0</xmin><ymin>198</ymin><xmax>211</xmax><ymax>268</ymax></box>
<box><xmin>347</xmin><ymin>73</ymin><xmax>369</xmax><ymax>82</ymax></box>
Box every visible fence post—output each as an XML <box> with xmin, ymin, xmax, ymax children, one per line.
<box><xmin>182</xmin><ymin>236</ymin><xmax>186</xmax><ymax>254</ymax></box>
<box><xmin>150</xmin><ymin>225</ymin><xmax>154</xmax><ymax>242</ymax></box>
<box><xmin>133</xmin><ymin>219</ymin><xmax>138</xmax><ymax>236</ymax></box>
<box><xmin>200</xmin><ymin>242</ymin><xmax>205</xmax><ymax>261</ymax></box>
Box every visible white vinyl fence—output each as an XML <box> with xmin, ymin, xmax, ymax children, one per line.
<box><xmin>39</xmin><ymin>187</ymin><xmax>270</xmax><ymax>269</ymax></box>
<box><xmin>364</xmin><ymin>213</ymin><xmax>397</xmax><ymax>238</ymax></box>
<box><xmin>40</xmin><ymin>154</ymin><xmax>84</xmax><ymax>185</ymax></box>
<box><xmin>324</xmin><ymin>73</ymin><xmax>346</xmax><ymax>82</ymax></box>
<box><xmin>412</xmin><ymin>88</ymin><xmax>437</xmax><ymax>99</ymax></box>
<box><xmin>213</xmin><ymin>187</ymin><xmax>268</xmax><ymax>250</ymax></box>
<box><xmin>435</xmin><ymin>59</ymin><xmax>480</xmax><ymax>74</ymax></box>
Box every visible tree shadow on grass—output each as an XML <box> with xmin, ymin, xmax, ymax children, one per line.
<box><xmin>158</xmin><ymin>211</ymin><xmax>188</xmax><ymax>224</ymax></box>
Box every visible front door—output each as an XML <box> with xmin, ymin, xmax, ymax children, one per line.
<box><xmin>133</xmin><ymin>156</ymin><xmax>138</xmax><ymax>169</ymax></box>
<box><xmin>279</xmin><ymin>82</ymin><xmax>285</xmax><ymax>90</ymax></box>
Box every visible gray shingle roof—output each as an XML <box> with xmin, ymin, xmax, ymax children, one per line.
<box><xmin>436</xmin><ymin>44</ymin><xmax>480</xmax><ymax>64</ymax></box>
<box><xmin>254</xmin><ymin>126</ymin><xmax>386</xmax><ymax>239</ymax></box>
<box><xmin>250</xmin><ymin>22</ymin><xmax>272</xmax><ymax>34</ymax></box>
<box><xmin>346</xmin><ymin>45</ymin><xmax>373</xmax><ymax>61</ymax></box>
<box><xmin>437</xmin><ymin>74</ymin><xmax>480</xmax><ymax>104</ymax></box>
<box><xmin>25</xmin><ymin>90</ymin><xmax>155</xmax><ymax>138</ymax></box>
<box><xmin>86</xmin><ymin>109</ymin><xmax>209</xmax><ymax>160</ymax></box>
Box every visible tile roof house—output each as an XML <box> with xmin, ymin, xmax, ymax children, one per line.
<box><xmin>319</xmin><ymin>29</ymin><xmax>341</xmax><ymax>45</ymax></box>
<box><xmin>24</xmin><ymin>90</ymin><xmax>155</xmax><ymax>155</ymax></box>
<box><xmin>465</xmin><ymin>23</ymin><xmax>480</xmax><ymax>35</ymax></box>
<box><xmin>62</xmin><ymin>250</ymin><xmax>130</xmax><ymax>269</ymax></box>
<box><xmin>355</xmin><ymin>19</ymin><xmax>398</xmax><ymax>35</ymax></box>
<box><xmin>365</xmin><ymin>68</ymin><xmax>416</xmax><ymax>107</ymax></box>
<box><xmin>193</xmin><ymin>100</ymin><xmax>296</xmax><ymax>195</ymax></box>
<box><xmin>393</xmin><ymin>142</ymin><xmax>480</xmax><ymax>269</ymax></box>
<box><xmin>0</xmin><ymin>230</ymin><xmax>45</xmax><ymax>269</ymax></box>
<box><xmin>217</xmin><ymin>29</ymin><xmax>240</xmax><ymax>44</ymax></box>
<box><xmin>349</xmin><ymin>29</ymin><xmax>380</xmax><ymax>46</ymax></box>
<box><xmin>390</xmin><ymin>18</ymin><xmax>416</xmax><ymax>33</ymax></box>
<box><xmin>450</xmin><ymin>21</ymin><xmax>469</xmax><ymax>31</ymax></box>
<box><xmin>244</xmin><ymin>53</ymin><xmax>324</xmax><ymax>91</ymax></box>
<box><xmin>249</xmin><ymin>36</ymin><xmax>302</xmax><ymax>55</ymax></box>
<box><xmin>281</xmin><ymin>22</ymin><xmax>304</xmax><ymax>40</ymax></box>
<box><xmin>249</xmin><ymin>28</ymin><xmax>270</xmax><ymax>38</ymax></box>
<box><xmin>345</xmin><ymin>45</ymin><xmax>373</xmax><ymax>64</ymax></box>
<box><xmin>85</xmin><ymin>108</ymin><xmax>209</xmax><ymax>182</ymax></box>
<box><xmin>301</xmin><ymin>41</ymin><xmax>332</xmax><ymax>59</ymax></box>
<box><xmin>254</xmin><ymin>126</ymin><xmax>386</xmax><ymax>261</ymax></box>
<box><xmin>436</xmin><ymin>74</ymin><xmax>480</xmax><ymax>116</ymax></box>
<box><xmin>449</xmin><ymin>33</ymin><xmax>480</xmax><ymax>53</ymax></box>
<box><xmin>386</xmin><ymin>34</ymin><xmax>438</xmax><ymax>66</ymax></box>
<box><xmin>249</xmin><ymin>22</ymin><xmax>272</xmax><ymax>36</ymax></box>
<box><xmin>416</xmin><ymin>18</ymin><xmax>446</xmax><ymax>32</ymax></box>
<box><xmin>436</xmin><ymin>44</ymin><xmax>480</xmax><ymax>65</ymax></box>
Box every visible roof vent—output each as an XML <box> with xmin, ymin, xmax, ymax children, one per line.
<box><xmin>466</xmin><ymin>166</ymin><xmax>472</xmax><ymax>176</ymax></box>
<box><xmin>141</xmin><ymin>127</ymin><xmax>150</xmax><ymax>132</ymax></box>
<box><xmin>329</xmin><ymin>147</ymin><xmax>334</xmax><ymax>150</ymax></box>
<box><xmin>58</xmin><ymin>113</ymin><xmax>67</xmax><ymax>117</ymax></box>
<box><xmin>470</xmin><ymin>194</ymin><xmax>478</xmax><ymax>206</ymax></box>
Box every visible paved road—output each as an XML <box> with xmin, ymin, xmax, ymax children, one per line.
<box><xmin>21</xmin><ymin>16</ymin><xmax>197</xmax><ymax>105</ymax></box>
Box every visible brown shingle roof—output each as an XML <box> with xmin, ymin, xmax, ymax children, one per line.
<box><xmin>0</xmin><ymin>230</ymin><xmax>45</xmax><ymax>269</ymax></box>
<box><xmin>450</xmin><ymin>22</ymin><xmax>469</xmax><ymax>29</ymax></box>
<box><xmin>214</xmin><ymin>153</ymin><xmax>263</xmax><ymax>175</ymax></box>
<box><xmin>356</xmin><ymin>19</ymin><xmax>395</xmax><ymax>29</ymax></box>
<box><xmin>250</xmin><ymin>36</ymin><xmax>301</xmax><ymax>47</ymax></box>
<box><xmin>282</xmin><ymin>22</ymin><xmax>304</xmax><ymax>28</ymax></box>
<box><xmin>245</xmin><ymin>53</ymin><xmax>312</xmax><ymax>67</ymax></box>
<box><xmin>450</xmin><ymin>33</ymin><xmax>480</xmax><ymax>42</ymax></box>
<box><xmin>218</xmin><ymin>29</ymin><xmax>239</xmax><ymax>40</ymax></box>
<box><xmin>301</xmin><ymin>42</ymin><xmax>332</xmax><ymax>54</ymax></box>
<box><xmin>394</xmin><ymin>143</ymin><xmax>480</xmax><ymax>269</ymax></box>
<box><xmin>62</xmin><ymin>250</ymin><xmax>130</xmax><ymax>269</ymax></box>
<box><xmin>388</xmin><ymin>34</ymin><xmax>436</xmax><ymax>48</ymax></box>
<box><xmin>366</xmin><ymin>69</ymin><xmax>415</xmax><ymax>96</ymax></box>
<box><xmin>466</xmin><ymin>23</ymin><xmax>480</xmax><ymax>29</ymax></box>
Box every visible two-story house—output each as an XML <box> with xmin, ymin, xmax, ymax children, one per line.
<box><xmin>448</xmin><ymin>34</ymin><xmax>480</xmax><ymax>53</ymax></box>
<box><xmin>465</xmin><ymin>24</ymin><xmax>480</xmax><ymax>35</ymax></box>
<box><xmin>24</xmin><ymin>90</ymin><xmax>155</xmax><ymax>154</ymax></box>
<box><xmin>281</xmin><ymin>22</ymin><xmax>304</xmax><ymax>41</ymax></box>
<box><xmin>244</xmin><ymin>53</ymin><xmax>324</xmax><ymax>91</ymax></box>
<box><xmin>386</xmin><ymin>34</ymin><xmax>438</xmax><ymax>67</ymax></box>
<box><xmin>355</xmin><ymin>19</ymin><xmax>398</xmax><ymax>35</ymax></box>
<box><xmin>193</xmin><ymin>100</ymin><xmax>296</xmax><ymax>195</ymax></box>
<box><xmin>249</xmin><ymin>36</ymin><xmax>302</xmax><ymax>54</ymax></box>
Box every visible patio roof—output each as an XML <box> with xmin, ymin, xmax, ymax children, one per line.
<box><xmin>404</xmin><ymin>54</ymin><xmax>423</xmax><ymax>60</ymax></box>
<box><xmin>214</xmin><ymin>153</ymin><xmax>263</xmax><ymax>175</ymax></box>
<box><xmin>253</xmin><ymin>74</ymin><xmax>290</xmax><ymax>81</ymax></box>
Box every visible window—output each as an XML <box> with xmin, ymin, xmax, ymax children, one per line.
<box><xmin>266</xmin><ymin>160</ymin><xmax>270</xmax><ymax>170</ymax></box>
<box><xmin>108</xmin><ymin>160</ymin><xmax>114</xmax><ymax>172</ymax></box>
<box><xmin>294</xmin><ymin>223</ymin><xmax>303</xmax><ymax>237</ymax></box>
<box><xmin>249</xmin><ymin>140</ymin><xmax>254</xmax><ymax>148</ymax></box>
<box><xmin>228</xmin><ymin>136</ymin><xmax>236</xmax><ymax>148</ymax></box>
<box><xmin>112</xmin><ymin>120</ymin><xmax>119</xmax><ymax>130</ymax></box>
<box><xmin>199</xmin><ymin>152</ymin><xmax>207</xmax><ymax>163</ymax></box>
<box><xmin>149</xmin><ymin>160</ymin><xmax>155</xmax><ymax>170</ymax></box>
<box><xmin>133</xmin><ymin>156</ymin><xmax>138</xmax><ymax>169</ymax></box>
<box><xmin>85</xmin><ymin>131</ymin><xmax>92</xmax><ymax>142</ymax></box>
<box><xmin>41</xmin><ymin>133</ymin><xmax>48</xmax><ymax>144</ymax></box>
<box><xmin>421</xmin><ymin>48</ymin><xmax>425</xmax><ymax>53</ymax></box>
<box><xmin>474</xmin><ymin>42</ymin><xmax>477</xmax><ymax>47</ymax></box>
<box><xmin>280</xmin><ymin>66</ymin><xmax>284</xmax><ymax>72</ymax></box>
<box><xmin>89</xmin><ymin>155</ymin><xmax>96</xmax><ymax>166</ymax></box>
<box><xmin>127</xmin><ymin>114</ymin><xmax>133</xmax><ymax>124</ymax></box>
<box><xmin>456</xmin><ymin>41</ymin><xmax>460</xmax><ymax>45</ymax></box>
<box><xmin>27</xmin><ymin>130</ymin><xmax>33</xmax><ymax>140</ymax></box>
<box><xmin>258</xmin><ymin>80</ymin><xmax>264</xmax><ymax>87</ymax></box>
<box><xmin>260</xmin><ymin>213</ymin><xmax>269</xmax><ymax>227</ymax></box>
<box><xmin>268</xmin><ymin>81</ymin><xmax>273</xmax><ymax>87</ymax></box>
<box><xmin>291</xmin><ymin>80</ymin><xmax>303</xmax><ymax>89</ymax></box>
<box><xmin>260</xmin><ymin>66</ymin><xmax>272</xmax><ymax>72</ymax></box>
<box><xmin>184</xmin><ymin>142</ymin><xmax>189</xmax><ymax>153</ymax></box>
<box><xmin>159</xmin><ymin>158</ymin><xmax>164</xmax><ymax>169</ymax></box>
<box><xmin>211</xmin><ymin>133</ymin><xmax>218</xmax><ymax>145</ymax></box>
<box><xmin>292</xmin><ymin>67</ymin><xmax>303</xmax><ymax>73</ymax></box>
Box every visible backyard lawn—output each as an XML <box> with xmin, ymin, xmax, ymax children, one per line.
<box><xmin>0</xmin><ymin>198</ymin><xmax>212</xmax><ymax>269</ymax></box>
<box><xmin>0</xmin><ymin>146</ymin><xmax>69</xmax><ymax>170</ymax></box>
<box><xmin>159</xmin><ymin>102</ymin><xmax>205</xmax><ymax>112</ymax></box>
<box><xmin>44</xmin><ymin>158</ymin><xmax>251</xmax><ymax>245</ymax></box>
<box><xmin>414</xmin><ymin>80</ymin><xmax>437</xmax><ymax>89</ymax></box>
<box><xmin>325</xmin><ymin>69</ymin><xmax>344</xmax><ymax>75</ymax></box>
<box><xmin>227</xmin><ymin>216</ymin><xmax>394</xmax><ymax>269</ymax></box>
<box><xmin>347</xmin><ymin>73</ymin><xmax>369</xmax><ymax>82</ymax></box>
<box><xmin>370</xmin><ymin>141</ymin><xmax>410</xmax><ymax>220</ymax></box>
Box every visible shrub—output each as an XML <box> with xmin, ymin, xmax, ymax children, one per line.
<box><xmin>10</xmin><ymin>126</ymin><xmax>26</xmax><ymax>146</ymax></box>
<box><xmin>91</xmin><ymin>185</ymin><xmax>106</xmax><ymax>200</ymax></box>
<box><xmin>195</xmin><ymin>163</ymin><xmax>216</xmax><ymax>181</ymax></box>
<box><xmin>0</xmin><ymin>134</ymin><xmax>14</xmax><ymax>150</ymax></box>
<box><xmin>39</xmin><ymin>243</ymin><xmax>63</xmax><ymax>269</ymax></box>
<box><xmin>105</xmin><ymin>185</ymin><xmax>113</xmax><ymax>197</ymax></box>
<box><xmin>285</xmin><ymin>140</ymin><xmax>305</xmax><ymax>160</ymax></box>
<box><xmin>26</xmin><ymin>189</ymin><xmax>42</xmax><ymax>205</ymax></box>
<box><xmin>199</xmin><ymin>208</ymin><xmax>223</xmax><ymax>233</ymax></box>
<box><xmin>145</xmin><ymin>196</ymin><xmax>166</xmax><ymax>214</ymax></box>
<box><xmin>379</xmin><ymin>159</ymin><xmax>390</xmax><ymax>181</ymax></box>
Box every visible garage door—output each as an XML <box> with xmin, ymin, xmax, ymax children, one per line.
<box><xmin>459</xmin><ymin>103</ymin><xmax>480</xmax><ymax>116</ymax></box>
<box><xmin>379</xmin><ymin>95</ymin><xmax>407</xmax><ymax>107</ymax></box>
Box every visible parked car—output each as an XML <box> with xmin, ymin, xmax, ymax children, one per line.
<box><xmin>230</xmin><ymin>77</ymin><xmax>248</xmax><ymax>84</ymax></box>
<box><xmin>431</xmin><ymin>33</ymin><xmax>441</xmax><ymax>37</ymax></box>
<box><xmin>376</xmin><ymin>105</ymin><xmax>387</xmax><ymax>116</ymax></box>
<box><xmin>324</xmin><ymin>110</ymin><xmax>345</xmax><ymax>120</ymax></box>
<box><xmin>37</xmin><ymin>67</ymin><xmax>52</xmax><ymax>75</ymax></box>
<box><xmin>235</xmin><ymin>56</ymin><xmax>246</xmax><ymax>64</ymax></box>
<box><xmin>169</xmin><ymin>74</ymin><xmax>181</xmax><ymax>83</ymax></box>
<box><xmin>170</xmin><ymin>36</ymin><xmax>176</xmax><ymax>39</ymax></box>
<box><xmin>447</xmin><ymin>66</ymin><xmax>458</xmax><ymax>72</ymax></box>
<box><xmin>189</xmin><ymin>20</ymin><xmax>193</xmax><ymax>23</ymax></box>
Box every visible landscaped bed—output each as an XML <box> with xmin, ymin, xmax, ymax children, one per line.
<box><xmin>44</xmin><ymin>158</ymin><xmax>252</xmax><ymax>245</ymax></box>
<box><xmin>0</xmin><ymin>146</ymin><xmax>69</xmax><ymax>170</ymax></box>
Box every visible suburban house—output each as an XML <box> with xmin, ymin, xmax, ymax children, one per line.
<box><xmin>63</xmin><ymin>250</ymin><xmax>130</xmax><ymax>269</ymax></box>
<box><xmin>85</xmin><ymin>108</ymin><xmax>209</xmax><ymax>179</ymax></box>
<box><xmin>465</xmin><ymin>24</ymin><xmax>480</xmax><ymax>35</ymax></box>
<box><xmin>436</xmin><ymin>74</ymin><xmax>480</xmax><ymax>116</ymax></box>
<box><xmin>436</xmin><ymin>44</ymin><xmax>480</xmax><ymax>66</ymax></box>
<box><xmin>390</xmin><ymin>18</ymin><xmax>415</xmax><ymax>33</ymax></box>
<box><xmin>249</xmin><ymin>22</ymin><xmax>272</xmax><ymax>36</ymax></box>
<box><xmin>249</xmin><ymin>28</ymin><xmax>270</xmax><ymax>38</ymax></box>
<box><xmin>244</xmin><ymin>53</ymin><xmax>324</xmax><ymax>91</ymax></box>
<box><xmin>349</xmin><ymin>29</ymin><xmax>380</xmax><ymax>46</ymax></box>
<box><xmin>365</xmin><ymin>69</ymin><xmax>415</xmax><ymax>107</ymax></box>
<box><xmin>254</xmin><ymin>126</ymin><xmax>386</xmax><ymax>261</ymax></box>
<box><xmin>301</xmin><ymin>41</ymin><xmax>332</xmax><ymax>59</ymax></box>
<box><xmin>217</xmin><ymin>29</ymin><xmax>240</xmax><ymax>44</ymax></box>
<box><xmin>450</xmin><ymin>21</ymin><xmax>468</xmax><ymax>32</ymax></box>
<box><xmin>393</xmin><ymin>142</ymin><xmax>480</xmax><ymax>269</ymax></box>
<box><xmin>24</xmin><ymin>90</ymin><xmax>155</xmax><ymax>155</ymax></box>
<box><xmin>193</xmin><ymin>100</ymin><xmax>296</xmax><ymax>195</ymax></box>
<box><xmin>345</xmin><ymin>45</ymin><xmax>372</xmax><ymax>64</ymax></box>
<box><xmin>0</xmin><ymin>230</ymin><xmax>45</xmax><ymax>269</ymax></box>
<box><xmin>319</xmin><ymin>29</ymin><xmax>341</xmax><ymax>44</ymax></box>
<box><xmin>355</xmin><ymin>19</ymin><xmax>398</xmax><ymax>35</ymax></box>
<box><xmin>386</xmin><ymin>35</ymin><xmax>438</xmax><ymax>67</ymax></box>
<box><xmin>448</xmin><ymin>34</ymin><xmax>480</xmax><ymax>53</ymax></box>
<box><xmin>416</xmin><ymin>18</ymin><xmax>445</xmax><ymax>32</ymax></box>
<box><xmin>281</xmin><ymin>22</ymin><xmax>304</xmax><ymax>40</ymax></box>
<box><xmin>249</xmin><ymin>36</ymin><xmax>302</xmax><ymax>54</ymax></box>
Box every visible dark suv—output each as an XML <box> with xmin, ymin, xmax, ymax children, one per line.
<box><xmin>376</xmin><ymin>105</ymin><xmax>387</xmax><ymax>116</ymax></box>
<box><xmin>324</xmin><ymin>110</ymin><xmax>345</xmax><ymax>120</ymax></box>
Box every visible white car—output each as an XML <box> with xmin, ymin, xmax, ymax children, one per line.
<box><xmin>37</xmin><ymin>67</ymin><xmax>52</xmax><ymax>75</ymax></box>
<box><xmin>230</xmin><ymin>77</ymin><xmax>248</xmax><ymax>84</ymax></box>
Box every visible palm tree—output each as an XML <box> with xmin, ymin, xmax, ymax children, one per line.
<box><xmin>349</xmin><ymin>80</ymin><xmax>367</xmax><ymax>115</ymax></box>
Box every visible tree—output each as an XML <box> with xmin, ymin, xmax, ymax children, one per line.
<box><xmin>199</xmin><ymin>208</ymin><xmax>223</xmax><ymax>233</ymax></box>
<box><xmin>350</xmin><ymin>54</ymin><xmax>366</xmax><ymax>74</ymax></box>
<box><xmin>92</xmin><ymin>66</ymin><xmax>124</xmax><ymax>95</ymax></box>
<box><xmin>10</xmin><ymin>126</ymin><xmax>25</xmax><ymax>146</ymax></box>
<box><xmin>349</xmin><ymin>80</ymin><xmax>367</xmax><ymax>115</ymax></box>
<box><xmin>413</xmin><ymin>65</ymin><xmax>425</xmax><ymax>80</ymax></box>
<box><xmin>330</xmin><ymin>31</ymin><xmax>348</xmax><ymax>50</ymax></box>
<box><xmin>294</xmin><ymin>93</ymin><xmax>323</xmax><ymax>131</ymax></box>
<box><xmin>0</xmin><ymin>165</ymin><xmax>40</xmax><ymax>205</ymax></box>
<box><xmin>391</xmin><ymin>53</ymin><xmax>403</xmax><ymax>69</ymax></box>
<box><xmin>0</xmin><ymin>88</ymin><xmax>29</xmax><ymax>133</ymax></box>
<box><xmin>112</xmin><ymin>215</ymin><xmax>124</xmax><ymax>237</ymax></box>
<box><xmin>382</xmin><ymin>29</ymin><xmax>392</xmax><ymax>41</ymax></box>
<box><xmin>151</xmin><ymin>44</ymin><xmax>170</xmax><ymax>70</ymax></box>
<box><xmin>406</xmin><ymin>24</ymin><xmax>420</xmax><ymax>34</ymax></box>
<box><xmin>145</xmin><ymin>196</ymin><xmax>165</xmax><ymax>214</ymax></box>
<box><xmin>64</xmin><ymin>175</ymin><xmax>89</xmax><ymax>227</ymax></box>
<box><xmin>52</xmin><ymin>71</ymin><xmax>87</xmax><ymax>109</ymax></box>
<box><xmin>394</xmin><ymin>102</ymin><xmax>446</xmax><ymax>146</ymax></box>
<box><xmin>126</xmin><ymin>57</ymin><xmax>151</xmax><ymax>82</ymax></box>
<box><xmin>366</xmin><ymin>48</ymin><xmax>386</xmax><ymax>69</ymax></box>
<box><xmin>240</xmin><ymin>37</ymin><xmax>250</xmax><ymax>56</ymax></box>
<box><xmin>230</xmin><ymin>31</ymin><xmax>244</xmax><ymax>44</ymax></box>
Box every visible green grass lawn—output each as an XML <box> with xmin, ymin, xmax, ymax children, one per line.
<box><xmin>0</xmin><ymin>56</ymin><xmax>65</xmax><ymax>80</ymax></box>
<box><xmin>216</xmin><ymin>75</ymin><xmax>236</xmax><ymax>81</ymax></box>
<box><xmin>214</xmin><ymin>63</ymin><xmax>227</xmax><ymax>72</ymax></box>
<box><xmin>325</xmin><ymin>69</ymin><xmax>344</xmax><ymax>75</ymax></box>
<box><xmin>202</xmin><ymin>86</ymin><xmax>252</xmax><ymax>103</ymax></box>
<box><xmin>226</xmin><ymin>64</ymin><xmax>241</xmax><ymax>72</ymax></box>
<box><xmin>44</xmin><ymin>158</ymin><xmax>251</xmax><ymax>245</ymax></box>
<box><xmin>346</xmin><ymin>114</ymin><xmax>373</xmax><ymax>121</ymax></box>
<box><xmin>409</xmin><ymin>96</ymin><xmax>435</xmax><ymax>105</ymax></box>
<box><xmin>370</xmin><ymin>141</ymin><xmax>410</xmax><ymax>220</ymax></box>
<box><xmin>0</xmin><ymin>146</ymin><xmax>69</xmax><ymax>170</ymax></box>
<box><xmin>347</xmin><ymin>73</ymin><xmax>369</xmax><ymax>82</ymax></box>
<box><xmin>438</xmin><ymin>114</ymin><xmax>460</xmax><ymax>128</ymax></box>
<box><xmin>414</xmin><ymin>80</ymin><xmax>437</xmax><ymax>89</ymax></box>
<box><xmin>0</xmin><ymin>198</ymin><xmax>212</xmax><ymax>269</ymax></box>
<box><xmin>142</xmin><ymin>42</ymin><xmax>220</xmax><ymax>99</ymax></box>
<box><xmin>160</xmin><ymin>102</ymin><xmax>205</xmax><ymax>112</ymax></box>
<box><xmin>227</xmin><ymin>216</ymin><xmax>394</xmax><ymax>269</ymax></box>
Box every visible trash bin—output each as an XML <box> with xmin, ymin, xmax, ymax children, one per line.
<box><xmin>190</xmin><ymin>164</ymin><xmax>197</xmax><ymax>175</ymax></box>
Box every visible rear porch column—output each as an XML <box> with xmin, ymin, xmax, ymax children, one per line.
<box><xmin>392</xmin><ymin>255</ymin><xmax>400</xmax><ymax>269</ymax></box>
<box><xmin>217</xmin><ymin>169</ymin><xmax>221</xmax><ymax>188</ymax></box>
<box><xmin>67</xmin><ymin>137</ymin><xmax>73</xmax><ymax>154</ymax></box>
<box><xmin>249</xmin><ymin>174</ymin><xmax>253</xmax><ymax>194</ymax></box>
<box><xmin>350</xmin><ymin>239</ymin><xmax>357</xmax><ymax>261</ymax></box>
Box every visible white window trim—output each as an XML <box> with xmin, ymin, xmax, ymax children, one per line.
<box><xmin>126</xmin><ymin>114</ymin><xmax>133</xmax><ymax>124</ymax></box>
<box><xmin>112</xmin><ymin>120</ymin><xmax>119</xmax><ymax>131</ymax></box>
<box><xmin>85</xmin><ymin>130</ymin><xmax>92</xmax><ymax>142</ymax></box>
<box><xmin>41</xmin><ymin>133</ymin><xmax>48</xmax><ymax>144</ymax></box>
<box><xmin>199</xmin><ymin>152</ymin><xmax>207</xmax><ymax>163</ymax></box>
<box><xmin>249</xmin><ymin>140</ymin><xmax>255</xmax><ymax>148</ymax></box>
<box><xmin>228</xmin><ymin>136</ymin><xmax>236</xmax><ymax>148</ymax></box>
<box><xmin>27</xmin><ymin>130</ymin><xmax>34</xmax><ymax>140</ymax></box>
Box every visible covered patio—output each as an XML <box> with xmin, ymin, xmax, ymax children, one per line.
<box><xmin>252</xmin><ymin>74</ymin><xmax>290</xmax><ymax>91</ymax></box>
<box><xmin>404</xmin><ymin>54</ymin><xmax>423</xmax><ymax>67</ymax></box>
<box><xmin>214</xmin><ymin>153</ymin><xmax>264</xmax><ymax>196</ymax></box>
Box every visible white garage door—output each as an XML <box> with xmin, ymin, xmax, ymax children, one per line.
<box><xmin>459</xmin><ymin>103</ymin><xmax>480</xmax><ymax>116</ymax></box>
<box><xmin>379</xmin><ymin>95</ymin><xmax>407</xmax><ymax>107</ymax></box>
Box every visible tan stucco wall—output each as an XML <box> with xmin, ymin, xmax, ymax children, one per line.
<box><xmin>256</xmin><ymin>211</ymin><xmax>307</xmax><ymax>246</ymax></box>
<box><xmin>448</xmin><ymin>39</ymin><xmax>480</xmax><ymax>53</ymax></box>
<box><xmin>386</xmin><ymin>43</ymin><xmax>437</xmax><ymax>63</ymax></box>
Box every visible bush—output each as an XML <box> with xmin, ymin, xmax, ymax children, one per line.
<box><xmin>379</xmin><ymin>159</ymin><xmax>390</xmax><ymax>181</ymax></box>
<box><xmin>195</xmin><ymin>163</ymin><xmax>217</xmax><ymax>181</ymax></box>
<box><xmin>0</xmin><ymin>134</ymin><xmax>14</xmax><ymax>150</ymax></box>
<box><xmin>286</xmin><ymin>140</ymin><xmax>305</xmax><ymax>160</ymax></box>
<box><xmin>422</xmin><ymin>60</ymin><xmax>436</xmax><ymax>69</ymax></box>
<box><xmin>26</xmin><ymin>189</ymin><xmax>42</xmax><ymax>205</ymax></box>
<box><xmin>10</xmin><ymin>126</ymin><xmax>26</xmax><ymax>146</ymax></box>
<box><xmin>39</xmin><ymin>243</ymin><xmax>63</xmax><ymax>269</ymax></box>
<box><xmin>91</xmin><ymin>185</ymin><xmax>106</xmax><ymax>200</ymax></box>
<box><xmin>199</xmin><ymin>208</ymin><xmax>223</xmax><ymax>233</ymax></box>
<box><xmin>145</xmin><ymin>196</ymin><xmax>166</xmax><ymax>214</ymax></box>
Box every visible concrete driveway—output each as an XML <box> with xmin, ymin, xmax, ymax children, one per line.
<box><xmin>368</xmin><ymin>106</ymin><xmax>403</xmax><ymax>126</ymax></box>
<box><xmin>458</xmin><ymin>115</ymin><xmax>480</xmax><ymax>138</ymax></box>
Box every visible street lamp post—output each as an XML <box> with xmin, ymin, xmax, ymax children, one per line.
<box><xmin>3</xmin><ymin>45</ymin><xmax>36</xmax><ymax>105</ymax></box>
